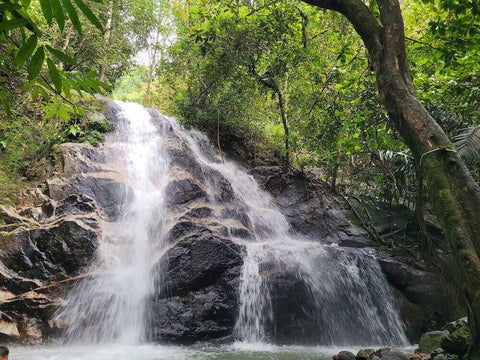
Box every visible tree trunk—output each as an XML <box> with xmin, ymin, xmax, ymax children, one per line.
<box><xmin>302</xmin><ymin>0</ymin><xmax>480</xmax><ymax>354</ymax></box>
<box><xmin>98</xmin><ymin>0</ymin><xmax>114</xmax><ymax>82</ymax></box>
<box><xmin>143</xmin><ymin>31</ymin><xmax>160</xmax><ymax>106</ymax></box>
<box><xmin>277</xmin><ymin>90</ymin><xmax>290</xmax><ymax>170</ymax></box>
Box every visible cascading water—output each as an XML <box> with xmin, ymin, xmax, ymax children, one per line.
<box><xmin>56</xmin><ymin>100</ymin><xmax>408</xmax><ymax>347</ymax></box>
<box><xmin>55</xmin><ymin>102</ymin><xmax>171</xmax><ymax>344</ymax></box>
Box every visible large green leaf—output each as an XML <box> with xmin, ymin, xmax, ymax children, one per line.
<box><xmin>27</xmin><ymin>46</ymin><xmax>45</xmax><ymax>80</ymax></box>
<box><xmin>0</xmin><ymin>18</ymin><xmax>28</xmax><ymax>31</ymax></box>
<box><xmin>62</xmin><ymin>0</ymin><xmax>82</xmax><ymax>34</ymax></box>
<box><xmin>46</xmin><ymin>45</ymin><xmax>75</xmax><ymax>65</ymax></box>
<box><xmin>74</xmin><ymin>0</ymin><xmax>103</xmax><ymax>31</ymax></box>
<box><xmin>15</xmin><ymin>34</ymin><xmax>37</xmax><ymax>66</ymax></box>
<box><xmin>47</xmin><ymin>58</ymin><xmax>62</xmax><ymax>93</ymax></box>
<box><xmin>51</xmin><ymin>0</ymin><xmax>65</xmax><ymax>31</ymax></box>
<box><xmin>39</xmin><ymin>0</ymin><xmax>53</xmax><ymax>25</ymax></box>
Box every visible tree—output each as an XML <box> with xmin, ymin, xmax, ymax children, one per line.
<box><xmin>301</xmin><ymin>0</ymin><xmax>480</xmax><ymax>356</ymax></box>
<box><xmin>98</xmin><ymin>0</ymin><xmax>114</xmax><ymax>82</ymax></box>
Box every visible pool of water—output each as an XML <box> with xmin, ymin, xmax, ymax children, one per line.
<box><xmin>9</xmin><ymin>343</ymin><xmax>367</xmax><ymax>360</ymax></box>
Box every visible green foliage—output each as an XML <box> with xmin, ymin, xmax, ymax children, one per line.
<box><xmin>454</xmin><ymin>126</ymin><xmax>480</xmax><ymax>160</ymax></box>
<box><xmin>0</xmin><ymin>0</ymin><xmax>109</xmax><ymax>115</ymax></box>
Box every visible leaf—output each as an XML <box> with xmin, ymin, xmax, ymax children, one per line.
<box><xmin>0</xmin><ymin>96</ymin><xmax>12</xmax><ymax>118</ymax></box>
<box><xmin>27</xmin><ymin>46</ymin><xmax>45</xmax><ymax>80</ymax></box>
<box><xmin>0</xmin><ymin>18</ymin><xmax>28</xmax><ymax>31</ymax></box>
<box><xmin>454</xmin><ymin>126</ymin><xmax>480</xmax><ymax>159</ymax></box>
<box><xmin>46</xmin><ymin>45</ymin><xmax>75</xmax><ymax>65</ymax></box>
<box><xmin>62</xmin><ymin>0</ymin><xmax>82</xmax><ymax>34</ymax></box>
<box><xmin>0</xmin><ymin>3</ymin><xmax>22</xmax><ymax>11</ymax></box>
<box><xmin>74</xmin><ymin>0</ymin><xmax>103</xmax><ymax>30</ymax></box>
<box><xmin>47</xmin><ymin>58</ymin><xmax>62</xmax><ymax>93</ymax></box>
<box><xmin>15</xmin><ymin>34</ymin><xmax>37</xmax><ymax>66</ymax></box>
<box><xmin>51</xmin><ymin>0</ymin><xmax>65</xmax><ymax>31</ymax></box>
<box><xmin>39</xmin><ymin>0</ymin><xmax>53</xmax><ymax>25</ymax></box>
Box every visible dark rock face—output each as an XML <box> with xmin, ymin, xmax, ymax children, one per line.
<box><xmin>0</xmin><ymin>191</ymin><xmax>100</xmax><ymax>343</ymax></box>
<box><xmin>250</xmin><ymin>166</ymin><xmax>370</xmax><ymax>247</ymax></box>
<box><xmin>3</xmin><ymin>219</ymin><xmax>98</xmax><ymax>280</ymax></box>
<box><xmin>264</xmin><ymin>270</ymin><xmax>318</xmax><ymax>343</ymax></box>
<box><xmin>250</xmin><ymin>166</ymin><xmax>465</xmax><ymax>342</ymax></box>
<box><xmin>46</xmin><ymin>142</ymin><xmax>131</xmax><ymax>220</ymax></box>
<box><xmin>149</xmin><ymin>233</ymin><xmax>244</xmax><ymax>343</ymax></box>
<box><xmin>378</xmin><ymin>255</ymin><xmax>464</xmax><ymax>340</ymax></box>
<box><xmin>166</xmin><ymin>179</ymin><xmax>206</xmax><ymax>207</ymax></box>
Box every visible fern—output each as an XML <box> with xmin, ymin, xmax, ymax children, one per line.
<box><xmin>453</xmin><ymin>126</ymin><xmax>480</xmax><ymax>160</ymax></box>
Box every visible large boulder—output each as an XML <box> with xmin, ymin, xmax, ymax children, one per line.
<box><xmin>149</xmin><ymin>232</ymin><xmax>244</xmax><ymax>343</ymax></box>
<box><xmin>333</xmin><ymin>351</ymin><xmax>356</xmax><ymax>360</ymax></box>
<box><xmin>378</xmin><ymin>255</ymin><xmax>463</xmax><ymax>340</ymax></box>
<box><xmin>418</xmin><ymin>331</ymin><xmax>450</xmax><ymax>354</ymax></box>
<box><xmin>441</xmin><ymin>318</ymin><xmax>471</xmax><ymax>357</ymax></box>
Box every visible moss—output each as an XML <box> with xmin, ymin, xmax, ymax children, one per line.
<box><xmin>442</xmin><ymin>323</ymin><xmax>471</xmax><ymax>357</ymax></box>
<box><xmin>419</xmin><ymin>330</ymin><xmax>450</xmax><ymax>354</ymax></box>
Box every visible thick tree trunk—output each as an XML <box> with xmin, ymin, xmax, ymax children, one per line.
<box><xmin>98</xmin><ymin>0</ymin><xmax>114</xmax><ymax>82</ymax></box>
<box><xmin>302</xmin><ymin>0</ymin><xmax>480</xmax><ymax>354</ymax></box>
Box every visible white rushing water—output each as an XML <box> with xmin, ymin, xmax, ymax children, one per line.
<box><xmin>55</xmin><ymin>102</ymin><xmax>171</xmax><ymax>343</ymax></box>
<box><xmin>54</xmin><ymin>100</ymin><xmax>408</xmax><ymax>349</ymax></box>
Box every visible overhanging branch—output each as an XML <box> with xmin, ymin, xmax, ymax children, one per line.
<box><xmin>301</xmin><ymin>0</ymin><xmax>384</xmax><ymax>62</ymax></box>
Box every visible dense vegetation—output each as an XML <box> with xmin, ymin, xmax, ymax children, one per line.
<box><xmin>1</xmin><ymin>0</ymin><xmax>480</xmax><ymax>353</ymax></box>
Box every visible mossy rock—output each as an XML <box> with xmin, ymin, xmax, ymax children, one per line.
<box><xmin>441</xmin><ymin>319</ymin><xmax>471</xmax><ymax>357</ymax></box>
<box><xmin>418</xmin><ymin>330</ymin><xmax>450</xmax><ymax>354</ymax></box>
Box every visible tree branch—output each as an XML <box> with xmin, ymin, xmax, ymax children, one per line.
<box><xmin>301</xmin><ymin>0</ymin><xmax>384</xmax><ymax>63</ymax></box>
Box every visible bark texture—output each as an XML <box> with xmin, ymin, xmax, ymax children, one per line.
<box><xmin>302</xmin><ymin>0</ymin><xmax>480</xmax><ymax>356</ymax></box>
<box><xmin>98</xmin><ymin>0</ymin><xmax>114</xmax><ymax>82</ymax></box>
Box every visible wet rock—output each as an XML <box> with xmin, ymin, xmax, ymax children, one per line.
<box><xmin>166</xmin><ymin>179</ymin><xmax>206</xmax><ymax>207</ymax></box>
<box><xmin>250</xmin><ymin>167</ymin><xmax>370</xmax><ymax>247</ymax></box>
<box><xmin>333</xmin><ymin>351</ymin><xmax>356</xmax><ymax>360</ymax></box>
<box><xmin>150</xmin><ymin>234</ymin><xmax>244</xmax><ymax>342</ymax></box>
<box><xmin>49</xmin><ymin>194</ymin><xmax>97</xmax><ymax>217</ymax></box>
<box><xmin>407</xmin><ymin>354</ymin><xmax>431</xmax><ymax>360</ymax></box>
<box><xmin>382</xmin><ymin>351</ymin><xmax>410</xmax><ymax>360</ymax></box>
<box><xmin>264</xmin><ymin>270</ymin><xmax>318</xmax><ymax>344</ymax></box>
<box><xmin>155</xmin><ymin>234</ymin><xmax>244</xmax><ymax>297</ymax></box>
<box><xmin>418</xmin><ymin>330</ymin><xmax>450</xmax><ymax>354</ymax></box>
<box><xmin>357</xmin><ymin>349</ymin><xmax>375</xmax><ymax>360</ymax></box>
<box><xmin>150</xmin><ymin>285</ymin><xmax>237</xmax><ymax>343</ymax></box>
<box><xmin>17</xmin><ymin>320</ymin><xmax>43</xmax><ymax>344</ymax></box>
<box><xmin>47</xmin><ymin>176</ymin><xmax>130</xmax><ymax>220</ymax></box>
<box><xmin>372</xmin><ymin>348</ymin><xmax>409</xmax><ymax>360</ymax></box>
<box><xmin>378</xmin><ymin>254</ymin><xmax>463</xmax><ymax>340</ymax></box>
<box><xmin>0</xmin><ymin>218</ymin><xmax>98</xmax><ymax>281</ymax></box>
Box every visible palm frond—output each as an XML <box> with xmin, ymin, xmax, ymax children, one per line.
<box><xmin>453</xmin><ymin>126</ymin><xmax>480</xmax><ymax>160</ymax></box>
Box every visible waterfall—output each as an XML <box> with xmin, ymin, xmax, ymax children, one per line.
<box><xmin>55</xmin><ymin>100</ymin><xmax>408</xmax><ymax>346</ymax></box>
<box><xmin>55</xmin><ymin>102</ymin><xmax>170</xmax><ymax>343</ymax></box>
